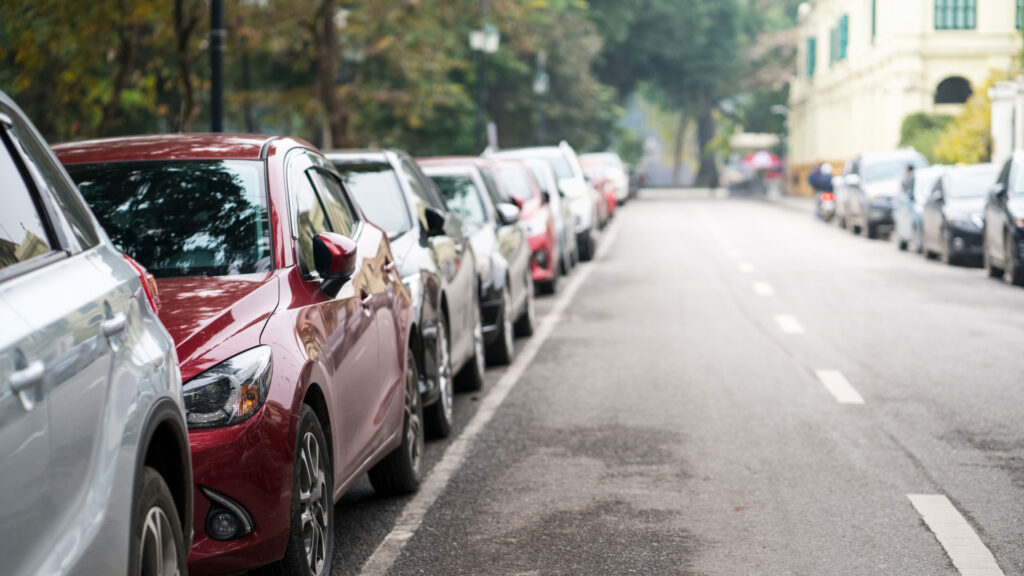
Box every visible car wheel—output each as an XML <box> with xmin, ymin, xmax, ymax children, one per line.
<box><xmin>538</xmin><ymin>259</ymin><xmax>559</xmax><ymax>296</ymax></box>
<box><xmin>865</xmin><ymin>224</ymin><xmax>877</xmax><ymax>239</ymax></box>
<box><xmin>984</xmin><ymin>235</ymin><xmax>1003</xmax><ymax>278</ymax></box>
<box><xmin>455</xmin><ymin>292</ymin><xmax>486</xmax><ymax>392</ymax></box>
<box><xmin>271</xmin><ymin>405</ymin><xmax>334</xmax><ymax>576</ymax></box>
<box><xmin>369</xmin><ymin>350</ymin><xmax>424</xmax><ymax>495</ymax></box>
<box><xmin>423</xmin><ymin>317</ymin><xmax>453</xmax><ymax>439</ymax></box>
<box><xmin>514</xmin><ymin>273</ymin><xmax>536</xmax><ymax>338</ymax></box>
<box><xmin>1005</xmin><ymin>231</ymin><xmax>1024</xmax><ymax>286</ymax></box>
<box><xmin>578</xmin><ymin>231</ymin><xmax>595</xmax><ymax>262</ymax></box>
<box><xmin>838</xmin><ymin>215</ymin><xmax>847</xmax><ymax>230</ymax></box>
<box><xmin>485</xmin><ymin>285</ymin><xmax>514</xmax><ymax>366</ymax></box>
<box><xmin>897</xmin><ymin>235</ymin><xmax>908</xmax><ymax>251</ymax></box>
<box><xmin>132</xmin><ymin>467</ymin><xmax>186</xmax><ymax>576</ymax></box>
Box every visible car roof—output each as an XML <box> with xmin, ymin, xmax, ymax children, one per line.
<box><xmin>325</xmin><ymin>150</ymin><xmax>394</xmax><ymax>165</ymax></box>
<box><xmin>491</xmin><ymin>147</ymin><xmax>562</xmax><ymax>157</ymax></box>
<box><xmin>861</xmin><ymin>149</ymin><xmax>926</xmax><ymax>164</ymax></box>
<box><xmin>418</xmin><ymin>156</ymin><xmax>489</xmax><ymax>167</ymax></box>
<box><xmin>52</xmin><ymin>133</ymin><xmax>290</xmax><ymax>164</ymax></box>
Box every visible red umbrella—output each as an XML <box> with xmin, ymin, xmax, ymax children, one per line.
<box><xmin>743</xmin><ymin>150</ymin><xmax>781</xmax><ymax>170</ymax></box>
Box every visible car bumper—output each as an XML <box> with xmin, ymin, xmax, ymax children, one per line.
<box><xmin>529</xmin><ymin>232</ymin><xmax>557</xmax><ymax>283</ymax></box>
<box><xmin>187</xmin><ymin>402</ymin><xmax>295</xmax><ymax>576</ymax></box>
<box><xmin>866</xmin><ymin>203</ymin><xmax>894</xmax><ymax>228</ymax></box>
<box><xmin>948</xmin><ymin>227</ymin><xmax>984</xmax><ymax>258</ymax></box>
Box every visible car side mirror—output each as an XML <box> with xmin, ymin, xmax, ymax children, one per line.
<box><xmin>313</xmin><ymin>232</ymin><xmax>357</xmax><ymax>296</ymax></box>
<box><xmin>993</xmin><ymin>182</ymin><xmax>1008</xmax><ymax>199</ymax></box>
<box><xmin>845</xmin><ymin>174</ymin><xmax>861</xmax><ymax>188</ymax></box>
<box><xmin>496</xmin><ymin>203</ymin><xmax>520</xmax><ymax>226</ymax></box>
<box><xmin>542</xmin><ymin>191</ymin><xmax>551</xmax><ymax>205</ymax></box>
<box><xmin>424</xmin><ymin>206</ymin><xmax>447</xmax><ymax>237</ymax></box>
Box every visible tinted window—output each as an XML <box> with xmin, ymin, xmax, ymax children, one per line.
<box><xmin>495</xmin><ymin>166</ymin><xmax>537</xmax><ymax>202</ymax></box>
<box><xmin>0</xmin><ymin>136</ymin><xmax>52</xmax><ymax>270</ymax></box>
<box><xmin>863</xmin><ymin>157</ymin><xmax>928</xmax><ymax>182</ymax></box>
<box><xmin>947</xmin><ymin>168</ymin><xmax>1000</xmax><ymax>199</ymax></box>
<box><xmin>913</xmin><ymin>170</ymin><xmax>944</xmax><ymax>202</ymax></box>
<box><xmin>480</xmin><ymin>167</ymin><xmax>511</xmax><ymax>206</ymax></box>
<box><xmin>398</xmin><ymin>158</ymin><xmax>444</xmax><ymax>210</ymax></box>
<box><xmin>537</xmin><ymin>156</ymin><xmax>573</xmax><ymax>180</ymax></box>
<box><xmin>335</xmin><ymin>162</ymin><xmax>412</xmax><ymax>235</ymax></box>
<box><xmin>291</xmin><ymin>170</ymin><xmax>332</xmax><ymax>277</ymax></box>
<box><xmin>431</xmin><ymin>175</ymin><xmax>487</xmax><ymax>226</ymax></box>
<box><xmin>309</xmin><ymin>170</ymin><xmax>356</xmax><ymax>237</ymax></box>
<box><xmin>67</xmin><ymin>160</ymin><xmax>270</xmax><ymax>278</ymax></box>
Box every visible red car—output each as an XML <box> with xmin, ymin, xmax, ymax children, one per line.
<box><xmin>580</xmin><ymin>157</ymin><xmax>617</xmax><ymax>224</ymax></box>
<box><xmin>491</xmin><ymin>160</ymin><xmax>561</xmax><ymax>294</ymax></box>
<box><xmin>55</xmin><ymin>134</ymin><xmax>424</xmax><ymax>576</ymax></box>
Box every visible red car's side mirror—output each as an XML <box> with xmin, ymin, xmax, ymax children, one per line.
<box><xmin>313</xmin><ymin>233</ymin><xmax>357</xmax><ymax>295</ymax></box>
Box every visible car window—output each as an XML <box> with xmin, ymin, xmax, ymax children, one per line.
<box><xmin>430</xmin><ymin>174</ymin><xmax>488</xmax><ymax>226</ymax></box>
<box><xmin>397</xmin><ymin>158</ymin><xmax>445</xmax><ymax>210</ymax></box>
<box><xmin>290</xmin><ymin>166</ymin><xmax>333</xmax><ymax>277</ymax></box>
<box><xmin>1011</xmin><ymin>161</ymin><xmax>1024</xmax><ymax>196</ymax></box>
<box><xmin>309</xmin><ymin>169</ymin><xmax>356</xmax><ymax>238</ymax></box>
<box><xmin>334</xmin><ymin>161</ymin><xmax>412</xmax><ymax>236</ymax></box>
<box><xmin>480</xmin><ymin>166</ymin><xmax>511</xmax><ymax>206</ymax></box>
<box><xmin>863</xmin><ymin>157</ymin><xmax>928</xmax><ymax>182</ymax></box>
<box><xmin>947</xmin><ymin>168</ymin><xmax>1000</xmax><ymax>198</ymax></box>
<box><xmin>495</xmin><ymin>166</ymin><xmax>537</xmax><ymax>202</ymax></box>
<box><xmin>6</xmin><ymin>119</ymin><xmax>99</xmax><ymax>250</ymax></box>
<box><xmin>0</xmin><ymin>132</ymin><xmax>54</xmax><ymax>271</ymax></box>
<box><xmin>68</xmin><ymin>160</ymin><xmax>271</xmax><ymax>278</ymax></box>
<box><xmin>913</xmin><ymin>170</ymin><xmax>943</xmax><ymax>203</ymax></box>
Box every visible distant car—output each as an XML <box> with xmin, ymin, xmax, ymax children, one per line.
<box><xmin>580</xmin><ymin>157</ymin><xmax>618</xmax><ymax>223</ymax></box>
<box><xmin>488</xmin><ymin>142</ymin><xmax>598</xmax><ymax>261</ymax></box>
<box><xmin>921</xmin><ymin>163</ymin><xmax>999</xmax><ymax>265</ymax></box>
<box><xmin>59</xmin><ymin>135</ymin><xmax>424</xmax><ymax>576</ymax></box>
<box><xmin>894</xmin><ymin>165</ymin><xmax>946</xmax><ymax>253</ymax></box>
<box><xmin>1</xmin><ymin>92</ymin><xmax>192</xmax><ymax>576</ymax></box>
<box><xmin>523</xmin><ymin>158</ymin><xmax>578</xmax><ymax>274</ymax></box>
<box><xmin>490</xmin><ymin>160</ymin><xmax>561</xmax><ymax>294</ymax></box>
<box><xmin>836</xmin><ymin>149</ymin><xmax>929</xmax><ymax>239</ymax></box>
<box><xmin>580</xmin><ymin>152</ymin><xmax>630</xmax><ymax>205</ymax></box>
<box><xmin>983</xmin><ymin>151</ymin><xmax>1024</xmax><ymax>284</ymax></box>
<box><xmin>419</xmin><ymin>158</ymin><xmax>536</xmax><ymax>365</ymax></box>
<box><xmin>329</xmin><ymin>150</ymin><xmax>486</xmax><ymax>440</ymax></box>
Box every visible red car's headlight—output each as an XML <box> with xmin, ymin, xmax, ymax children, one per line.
<box><xmin>183</xmin><ymin>346</ymin><xmax>273</xmax><ymax>429</ymax></box>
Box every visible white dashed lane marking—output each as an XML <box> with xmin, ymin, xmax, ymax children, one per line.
<box><xmin>753</xmin><ymin>281</ymin><xmax>774</xmax><ymax>296</ymax></box>
<box><xmin>814</xmin><ymin>370</ymin><xmax>864</xmax><ymax>404</ymax></box>
<box><xmin>774</xmin><ymin>314</ymin><xmax>804</xmax><ymax>334</ymax></box>
<box><xmin>908</xmin><ymin>494</ymin><xmax>1005</xmax><ymax>576</ymax></box>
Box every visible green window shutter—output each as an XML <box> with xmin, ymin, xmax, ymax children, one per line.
<box><xmin>936</xmin><ymin>0</ymin><xmax>977</xmax><ymax>30</ymax></box>
<box><xmin>807</xmin><ymin>37</ymin><xmax>816</xmax><ymax>76</ymax></box>
<box><xmin>1018</xmin><ymin>0</ymin><xmax>1022</xmax><ymax>29</ymax></box>
<box><xmin>872</xmin><ymin>0</ymin><xmax>877</xmax><ymax>42</ymax></box>
<box><xmin>839</xmin><ymin>15</ymin><xmax>849</xmax><ymax>60</ymax></box>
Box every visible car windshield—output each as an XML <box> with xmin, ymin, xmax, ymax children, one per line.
<box><xmin>947</xmin><ymin>168</ymin><xmax>999</xmax><ymax>198</ymax></box>
<box><xmin>495</xmin><ymin>166</ymin><xmax>537</xmax><ymax>202</ymax></box>
<box><xmin>913</xmin><ymin>170</ymin><xmax>943</xmax><ymax>202</ymax></box>
<box><xmin>864</xmin><ymin>158</ymin><xmax>927</xmax><ymax>182</ymax></box>
<box><xmin>506</xmin><ymin>153</ymin><xmax>573</xmax><ymax>180</ymax></box>
<box><xmin>1012</xmin><ymin>162</ymin><xmax>1024</xmax><ymax>196</ymax></box>
<box><xmin>67</xmin><ymin>160</ymin><xmax>271</xmax><ymax>278</ymax></box>
<box><xmin>333</xmin><ymin>162</ymin><xmax>412</xmax><ymax>236</ymax></box>
<box><xmin>430</xmin><ymin>175</ymin><xmax>488</xmax><ymax>226</ymax></box>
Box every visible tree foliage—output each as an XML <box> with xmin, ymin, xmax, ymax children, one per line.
<box><xmin>899</xmin><ymin>113</ymin><xmax>952</xmax><ymax>163</ymax></box>
<box><xmin>933</xmin><ymin>72</ymin><xmax>1005</xmax><ymax>165</ymax></box>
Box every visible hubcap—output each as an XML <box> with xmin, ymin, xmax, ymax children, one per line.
<box><xmin>502</xmin><ymin>287</ymin><xmax>514</xmax><ymax>354</ymax></box>
<box><xmin>298</xmin><ymin>431</ymin><xmax>329</xmax><ymax>576</ymax></box>
<box><xmin>405</xmin><ymin>358</ymin><xmax>424</xmax><ymax>474</ymax></box>
<box><xmin>140</xmin><ymin>505</ymin><xmax>180</xmax><ymax>576</ymax></box>
<box><xmin>436</xmin><ymin>321</ymin><xmax>453</xmax><ymax>422</ymax></box>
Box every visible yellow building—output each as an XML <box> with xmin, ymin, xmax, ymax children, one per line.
<box><xmin>789</xmin><ymin>0</ymin><xmax>1021</xmax><ymax>195</ymax></box>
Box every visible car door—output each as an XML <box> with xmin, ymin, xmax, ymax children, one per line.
<box><xmin>287</xmin><ymin>150</ymin><xmax>380</xmax><ymax>477</ymax></box>
<box><xmin>923</xmin><ymin>179</ymin><xmax>945</xmax><ymax>252</ymax></box>
<box><xmin>482</xmin><ymin>166</ymin><xmax>529</xmax><ymax>302</ymax></box>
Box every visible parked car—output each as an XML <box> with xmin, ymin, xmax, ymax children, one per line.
<box><xmin>523</xmin><ymin>158</ymin><xmax>578</xmax><ymax>274</ymax></box>
<box><xmin>1</xmin><ymin>92</ymin><xmax>192</xmax><ymax>576</ymax></box>
<box><xmin>835</xmin><ymin>149</ymin><xmax>929</xmax><ymax>239</ymax></box>
<box><xmin>488</xmin><ymin>142</ymin><xmax>598</xmax><ymax>261</ymax></box>
<box><xmin>57</xmin><ymin>134</ymin><xmax>425</xmax><ymax>576</ymax></box>
<box><xmin>580</xmin><ymin>152</ymin><xmax>630</xmax><ymax>205</ymax></box>
<box><xmin>894</xmin><ymin>165</ymin><xmax>946</xmax><ymax>253</ymax></box>
<box><xmin>490</xmin><ymin>160</ymin><xmax>561</xmax><ymax>294</ymax></box>
<box><xmin>984</xmin><ymin>151</ymin><xmax>1024</xmax><ymax>284</ymax></box>
<box><xmin>580</xmin><ymin>156</ymin><xmax>618</xmax><ymax>224</ymax></box>
<box><xmin>329</xmin><ymin>150</ymin><xmax>486</xmax><ymax>439</ymax></box>
<box><xmin>419</xmin><ymin>157</ymin><xmax>536</xmax><ymax>365</ymax></box>
<box><xmin>921</xmin><ymin>163</ymin><xmax>999</xmax><ymax>265</ymax></box>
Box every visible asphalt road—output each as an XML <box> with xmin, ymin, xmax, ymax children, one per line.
<box><xmin>326</xmin><ymin>189</ymin><xmax>1024</xmax><ymax>576</ymax></box>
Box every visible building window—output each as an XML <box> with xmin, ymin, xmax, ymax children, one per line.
<box><xmin>1018</xmin><ymin>0</ymin><xmax>1022</xmax><ymax>29</ymax></box>
<box><xmin>829</xmin><ymin>27</ymin><xmax>837</xmax><ymax>66</ymax></box>
<box><xmin>935</xmin><ymin>0</ymin><xmax>976</xmax><ymax>30</ymax></box>
<box><xmin>872</xmin><ymin>0</ymin><xmax>877</xmax><ymax>42</ymax></box>
<box><xmin>935</xmin><ymin>77</ymin><xmax>973</xmax><ymax>104</ymax></box>
<box><xmin>839</xmin><ymin>14</ymin><xmax>849</xmax><ymax>60</ymax></box>
<box><xmin>807</xmin><ymin>37</ymin><xmax>816</xmax><ymax>76</ymax></box>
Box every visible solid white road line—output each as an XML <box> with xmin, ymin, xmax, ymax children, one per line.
<box><xmin>358</xmin><ymin>218</ymin><xmax>623</xmax><ymax>576</ymax></box>
<box><xmin>738</xmin><ymin>262</ymin><xmax>755</xmax><ymax>273</ymax></box>
<box><xmin>814</xmin><ymin>370</ymin><xmax>864</xmax><ymax>404</ymax></box>
<box><xmin>753</xmin><ymin>281</ymin><xmax>775</xmax><ymax>296</ymax></box>
<box><xmin>774</xmin><ymin>314</ymin><xmax>804</xmax><ymax>334</ymax></box>
<box><xmin>908</xmin><ymin>494</ymin><xmax>1005</xmax><ymax>576</ymax></box>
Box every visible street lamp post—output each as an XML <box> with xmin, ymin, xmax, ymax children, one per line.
<box><xmin>210</xmin><ymin>0</ymin><xmax>225</xmax><ymax>132</ymax></box>
<box><xmin>533</xmin><ymin>51</ymin><xmax>549</xmax><ymax>146</ymax></box>
<box><xmin>469</xmin><ymin>4</ymin><xmax>499</xmax><ymax>151</ymax></box>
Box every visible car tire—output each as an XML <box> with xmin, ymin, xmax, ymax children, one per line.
<box><xmin>455</xmin><ymin>292</ymin><xmax>486</xmax><ymax>392</ymax></box>
<box><xmin>897</xmin><ymin>236</ymin><xmax>908</xmax><ymax>251</ymax></box>
<box><xmin>485</xmin><ymin>285</ymin><xmax>514</xmax><ymax>366</ymax></box>
<box><xmin>578</xmin><ymin>231</ymin><xmax>595</xmax><ymax>262</ymax></box>
<box><xmin>1005</xmin><ymin>231</ymin><xmax>1024</xmax><ymax>286</ymax></box>
<box><xmin>423</xmin><ymin>317</ymin><xmax>453</xmax><ymax>439</ymax></box>
<box><xmin>838</xmin><ymin>215</ymin><xmax>847</xmax><ymax>230</ymax></box>
<box><xmin>538</xmin><ymin>260</ymin><xmax>559</xmax><ymax>296</ymax></box>
<box><xmin>514</xmin><ymin>273</ymin><xmax>536</xmax><ymax>338</ymax></box>
<box><xmin>369</xmin><ymin>349</ymin><xmax>424</xmax><ymax>495</ymax></box>
<box><xmin>267</xmin><ymin>405</ymin><xmax>334</xmax><ymax>576</ymax></box>
<box><xmin>131</xmin><ymin>467</ymin><xmax>186</xmax><ymax>576</ymax></box>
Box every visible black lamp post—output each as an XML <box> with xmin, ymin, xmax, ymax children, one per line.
<box><xmin>210</xmin><ymin>0</ymin><xmax>225</xmax><ymax>132</ymax></box>
<box><xmin>533</xmin><ymin>51</ymin><xmax>549</xmax><ymax>145</ymax></box>
<box><xmin>469</xmin><ymin>2</ymin><xmax>499</xmax><ymax>151</ymax></box>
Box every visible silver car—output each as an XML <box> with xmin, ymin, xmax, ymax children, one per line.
<box><xmin>0</xmin><ymin>91</ymin><xmax>192</xmax><ymax>576</ymax></box>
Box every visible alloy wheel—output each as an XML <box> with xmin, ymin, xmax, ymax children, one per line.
<box><xmin>404</xmin><ymin>356</ymin><xmax>424</xmax><ymax>476</ymax></box>
<box><xmin>436</xmin><ymin>320</ymin><xmax>453</xmax><ymax>424</ymax></box>
<box><xmin>139</xmin><ymin>506</ymin><xmax>180</xmax><ymax>576</ymax></box>
<box><xmin>298</xmin><ymin>431</ymin><xmax>329</xmax><ymax>576</ymax></box>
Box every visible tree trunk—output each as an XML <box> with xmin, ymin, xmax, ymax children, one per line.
<box><xmin>174</xmin><ymin>0</ymin><xmax>200</xmax><ymax>132</ymax></box>
<box><xmin>672</xmin><ymin>111</ymin><xmax>687</xmax><ymax>187</ymax></box>
<box><xmin>317</xmin><ymin>0</ymin><xmax>349</xmax><ymax>149</ymax></box>
<box><xmin>97</xmin><ymin>4</ymin><xmax>138</xmax><ymax>136</ymax></box>
<box><xmin>695</xmin><ymin>97</ymin><xmax>719</xmax><ymax>188</ymax></box>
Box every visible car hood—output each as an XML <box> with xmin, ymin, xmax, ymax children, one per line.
<box><xmin>944</xmin><ymin>197</ymin><xmax>986</xmax><ymax>215</ymax></box>
<box><xmin>1007</xmin><ymin>197</ymin><xmax>1024</xmax><ymax>217</ymax></box>
<box><xmin>155</xmin><ymin>273</ymin><xmax>280</xmax><ymax>380</ymax></box>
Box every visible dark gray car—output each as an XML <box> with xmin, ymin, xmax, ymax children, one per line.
<box><xmin>0</xmin><ymin>91</ymin><xmax>191</xmax><ymax>576</ymax></box>
<box><xmin>836</xmin><ymin>149</ymin><xmax>929</xmax><ymax>239</ymax></box>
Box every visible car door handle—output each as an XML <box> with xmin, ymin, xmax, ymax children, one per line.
<box><xmin>383</xmin><ymin>258</ymin><xmax>397</xmax><ymax>274</ymax></box>
<box><xmin>101</xmin><ymin>313</ymin><xmax>128</xmax><ymax>337</ymax></box>
<box><xmin>360</xmin><ymin>289</ymin><xmax>374</xmax><ymax>308</ymax></box>
<box><xmin>10</xmin><ymin>360</ymin><xmax>44</xmax><ymax>393</ymax></box>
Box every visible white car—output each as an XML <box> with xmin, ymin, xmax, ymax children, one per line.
<box><xmin>580</xmin><ymin>152</ymin><xmax>630</xmax><ymax>204</ymax></box>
